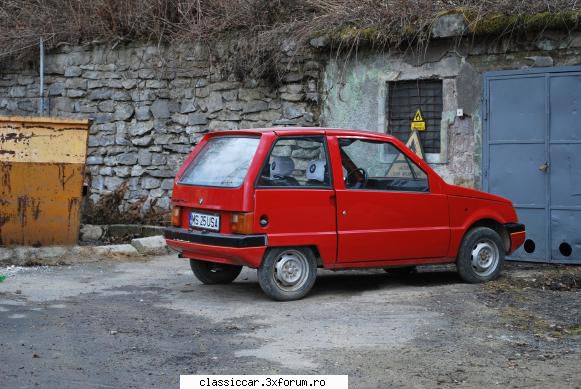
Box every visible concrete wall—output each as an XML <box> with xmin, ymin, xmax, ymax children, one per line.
<box><xmin>320</xmin><ymin>31</ymin><xmax>581</xmax><ymax>189</ymax></box>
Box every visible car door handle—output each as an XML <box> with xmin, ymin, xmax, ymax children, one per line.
<box><xmin>341</xmin><ymin>210</ymin><xmax>347</xmax><ymax>216</ymax></box>
<box><xmin>538</xmin><ymin>161</ymin><xmax>550</xmax><ymax>172</ymax></box>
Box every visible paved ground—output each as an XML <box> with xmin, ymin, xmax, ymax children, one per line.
<box><xmin>0</xmin><ymin>256</ymin><xmax>579</xmax><ymax>388</ymax></box>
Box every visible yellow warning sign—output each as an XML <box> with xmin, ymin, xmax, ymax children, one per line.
<box><xmin>413</xmin><ymin>110</ymin><xmax>424</xmax><ymax>122</ymax></box>
<box><xmin>410</xmin><ymin>109</ymin><xmax>426</xmax><ymax>131</ymax></box>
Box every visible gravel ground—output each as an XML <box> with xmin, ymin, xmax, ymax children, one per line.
<box><xmin>0</xmin><ymin>256</ymin><xmax>579</xmax><ymax>389</ymax></box>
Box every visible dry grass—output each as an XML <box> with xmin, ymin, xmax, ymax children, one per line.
<box><xmin>82</xmin><ymin>182</ymin><xmax>168</xmax><ymax>225</ymax></box>
<box><xmin>1</xmin><ymin>1</ymin><xmax>580</xmax><ymax>77</ymax></box>
<box><xmin>480</xmin><ymin>265</ymin><xmax>581</xmax><ymax>338</ymax></box>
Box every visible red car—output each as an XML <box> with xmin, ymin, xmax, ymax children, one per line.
<box><xmin>164</xmin><ymin>128</ymin><xmax>525</xmax><ymax>301</ymax></box>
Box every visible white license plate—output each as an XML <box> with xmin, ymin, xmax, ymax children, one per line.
<box><xmin>189</xmin><ymin>211</ymin><xmax>220</xmax><ymax>232</ymax></box>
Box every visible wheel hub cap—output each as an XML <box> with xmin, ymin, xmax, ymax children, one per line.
<box><xmin>275</xmin><ymin>254</ymin><xmax>304</xmax><ymax>286</ymax></box>
<box><xmin>471</xmin><ymin>240</ymin><xmax>499</xmax><ymax>277</ymax></box>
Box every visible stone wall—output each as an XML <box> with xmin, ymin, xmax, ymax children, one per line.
<box><xmin>0</xmin><ymin>43</ymin><xmax>322</xmax><ymax>222</ymax></box>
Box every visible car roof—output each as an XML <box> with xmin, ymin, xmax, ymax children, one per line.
<box><xmin>209</xmin><ymin>127</ymin><xmax>399</xmax><ymax>141</ymax></box>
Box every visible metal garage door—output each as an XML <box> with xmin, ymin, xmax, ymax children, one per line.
<box><xmin>483</xmin><ymin>66</ymin><xmax>581</xmax><ymax>264</ymax></box>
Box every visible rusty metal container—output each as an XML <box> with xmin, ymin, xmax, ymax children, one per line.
<box><xmin>0</xmin><ymin>116</ymin><xmax>90</xmax><ymax>246</ymax></box>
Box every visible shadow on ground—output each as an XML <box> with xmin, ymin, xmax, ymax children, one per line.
<box><xmin>311</xmin><ymin>269</ymin><xmax>461</xmax><ymax>297</ymax></box>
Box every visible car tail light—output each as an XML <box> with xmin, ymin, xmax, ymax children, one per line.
<box><xmin>171</xmin><ymin>206</ymin><xmax>182</xmax><ymax>227</ymax></box>
<box><xmin>231</xmin><ymin>212</ymin><xmax>254</xmax><ymax>234</ymax></box>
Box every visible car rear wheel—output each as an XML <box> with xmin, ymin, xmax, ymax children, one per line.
<box><xmin>457</xmin><ymin>227</ymin><xmax>505</xmax><ymax>283</ymax></box>
<box><xmin>190</xmin><ymin>260</ymin><xmax>242</xmax><ymax>284</ymax></box>
<box><xmin>258</xmin><ymin>247</ymin><xmax>317</xmax><ymax>301</ymax></box>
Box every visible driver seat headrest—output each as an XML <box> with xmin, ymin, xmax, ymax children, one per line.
<box><xmin>306</xmin><ymin>160</ymin><xmax>327</xmax><ymax>182</ymax></box>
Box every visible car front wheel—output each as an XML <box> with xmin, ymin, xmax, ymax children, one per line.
<box><xmin>258</xmin><ymin>247</ymin><xmax>317</xmax><ymax>301</ymax></box>
<box><xmin>457</xmin><ymin>227</ymin><xmax>505</xmax><ymax>283</ymax></box>
<box><xmin>190</xmin><ymin>260</ymin><xmax>242</xmax><ymax>284</ymax></box>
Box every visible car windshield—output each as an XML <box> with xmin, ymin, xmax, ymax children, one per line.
<box><xmin>179</xmin><ymin>136</ymin><xmax>260</xmax><ymax>187</ymax></box>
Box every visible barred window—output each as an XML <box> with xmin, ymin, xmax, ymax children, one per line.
<box><xmin>387</xmin><ymin>79</ymin><xmax>443</xmax><ymax>154</ymax></box>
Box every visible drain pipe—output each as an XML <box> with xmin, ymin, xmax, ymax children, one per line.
<box><xmin>39</xmin><ymin>37</ymin><xmax>45</xmax><ymax>115</ymax></box>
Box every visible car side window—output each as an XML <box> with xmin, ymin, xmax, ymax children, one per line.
<box><xmin>338</xmin><ymin>138</ymin><xmax>429</xmax><ymax>192</ymax></box>
<box><xmin>258</xmin><ymin>136</ymin><xmax>331</xmax><ymax>188</ymax></box>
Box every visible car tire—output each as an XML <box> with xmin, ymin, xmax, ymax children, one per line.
<box><xmin>190</xmin><ymin>260</ymin><xmax>243</xmax><ymax>284</ymax></box>
<box><xmin>457</xmin><ymin>227</ymin><xmax>505</xmax><ymax>283</ymax></box>
<box><xmin>384</xmin><ymin>266</ymin><xmax>417</xmax><ymax>276</ymax></box>
<box><xmin>258</xmin><ymin>247</ymin><xmax>317</xmax><ymax>301</ymax></box>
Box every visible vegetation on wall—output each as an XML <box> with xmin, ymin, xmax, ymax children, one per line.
<box><xmin>1</xmin><ymin>1</ymin><xmax>580</xmax><ymax>77</ymax></box>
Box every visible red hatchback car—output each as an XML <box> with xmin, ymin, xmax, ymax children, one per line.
<box><xmin>164</xmin><ymin>128</ymin><xmax>525</xmax><ymax>301</ymax></box>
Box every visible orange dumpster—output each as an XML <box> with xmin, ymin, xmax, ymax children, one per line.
<box><xmin>0</xmin><ymin>116</ymin><xmax>90</xmax><ymax>246</ymax></box>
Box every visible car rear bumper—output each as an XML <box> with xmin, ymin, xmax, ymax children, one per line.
<box><xmin>505</xmin><ymin>223</ymin><xmax>526</xmax><ymax>254</ymax></box>
<box><xmin>163</xmin><ymin>227</ymin><xmax>267</xmax><ymax>268</ymax></box>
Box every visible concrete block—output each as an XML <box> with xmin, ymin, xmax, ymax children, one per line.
<box><xmin>107</xmin><ymin>224</ymin><xmax>142</xmax><ymax>237</ymax></box>
<box><xmin>92</xmin><ymin>244</ymin><xmax>139</xmax><ymax>257</ymax></box>
<box><xmin>11</xmin><ymin>247</ymin><xmax>40</xmax><ymax>264</ymax></box>
<box><xmin>525</xmin><ymin>56</ymin><xmax>554</xmax><ymax>67</ymax></box>
<box><xmin>80</xmin><ymin>224</ymin><xmax>104</xmax><ymax>241</ymax></box>
<box><xmin>431</xmin><ymin>14</ymin><xmax>467</xmax><ymax>38</ymax></box>
<box><xmin>0</xmin><ymin>248</ymin><xmax>15</xmax><ymax>263</ymax></box>
<box><xmin>36</xmin><ymin>247</ymin><xmax>69</xmax><ymax>258</ymax></box>
<box><xmin>141</xmin><ymin>226</ymin><xmax>166</xmax><ymax>237</ymax></box>
<box><xmin>130</xmin><ymin>235</ymin><xmax>167</xmax><ymax>255</ymax></box>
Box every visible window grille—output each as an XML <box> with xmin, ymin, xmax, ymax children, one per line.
<box><xmin>387</xmin><ymin>79</ymin><xmax>443</xmax><ymax>154</ymax></box>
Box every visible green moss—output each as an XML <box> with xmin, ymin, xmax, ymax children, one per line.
<box><xmin>501</xmin><ymin>306</ymin><xmax>551</xmax><ymax>333</ymax></box>
<box><xmin>523</xmin><ymin>11</ymin><xmax>581</xmax><ymax>31</ymax></box>
<box><xmin>318</xmin><ymin>9</ymin><xmax>581</xmax><ymax>52</ymax></box>
<box><xmin>324</xmin><ymin>22</ymin><xmax>426</xmax><ymax>49</ymax></box>
<box><xmin>500</xmin><ymin>306</ymin><xmax>581</xmax><ymax>339</ymax></box>
<box><xmin>470</xmin><ymin>14</ymin><xmax>520</xmax><ymax>35</ymax></box>
<box><xmin>326</xmin><ymin>25</ymin><xmax>384</xmax><ymax>44</ymax></box>
<box><xmin>547</xmin><ymin>325</ymin><xmax>581</xmax><ymax>338</ymax></box>
<box><xmin>469</xmin><ymin>11</ymin><xmax>581</xmax><ymax>35</ymax></box>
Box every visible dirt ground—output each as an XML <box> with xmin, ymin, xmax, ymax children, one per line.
<box><xmin>0</xmin><ymin>256</ymin><xmax>579</xmax><ymax>389</ymax></box>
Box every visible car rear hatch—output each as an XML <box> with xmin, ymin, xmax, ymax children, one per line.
<box><xmin>170</xmin><ymin>133</ymin><xmax>264</xmax><ymax>235</ymax></box>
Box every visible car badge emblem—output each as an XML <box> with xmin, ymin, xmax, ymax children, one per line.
<box><xmin>199</xmin><ymin>197</ymin><xmax>204</xmax><ymax>205</ymax></box>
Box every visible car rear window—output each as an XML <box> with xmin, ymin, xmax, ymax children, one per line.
<box><xmin>179</xmin><ymin>136</ymin><xmax>260</xmax><ymax>188</ymax></box>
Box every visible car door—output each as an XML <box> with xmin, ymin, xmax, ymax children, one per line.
<box><xmin>330</xmin><ymin>136</ymin><xmax>450</xmax><ymax>263</ymax></box>
<box><xmin>253</xmin><ymin>134</ymin><xmax>338</xmax><ymax>264</ymax></box>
